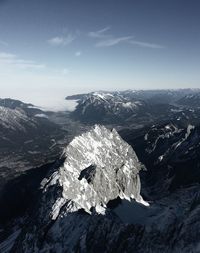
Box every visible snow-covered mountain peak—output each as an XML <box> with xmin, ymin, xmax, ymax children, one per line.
<box><xmin>42</xmin><ymin>125</ymin><xmax>148</xmax><ymax>219</ymax></box>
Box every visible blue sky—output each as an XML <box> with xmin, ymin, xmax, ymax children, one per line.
<box><xmin>0</xmin><ymin>0</ymin><xmax>200</xmax><ymax>109</ymax></box>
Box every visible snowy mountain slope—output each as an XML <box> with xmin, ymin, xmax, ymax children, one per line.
<box><xmin>0</xmin><ymin>99</ymin><xmax>64</xmax><ymax>156</ymax></box>
<box><xmin>120</xmin><ymin>121</ymin><xmax>200</xmax><ymax>200</ymax></box>
<box><xmin>0</xmin><ymin>106</ymin><xmax>36</xmax><ymax>131</ymax></box>
<box><xmin>0</xmin><ymin>99</ymin><xmax>68</xmax><ymax>204</ymax></box>
<box><xmin>0</xmin><ymin>98</ymin><xmax>44</xmax><ymax>117</ymax></box>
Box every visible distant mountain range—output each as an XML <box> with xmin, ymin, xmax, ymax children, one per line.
<box><xmin>66</xmin><ymin>89</ymin><xmax>200</xmax><ymax>125</ymax></box>
<box><xmin>177</xmin><ymin>93</ymin><xmax>200</xmax><ymax>108</ymax></box>
<box><xmin>66</xmin><ymin>89</ymin><xmax>200</xmax><ymax>103</ymax></box>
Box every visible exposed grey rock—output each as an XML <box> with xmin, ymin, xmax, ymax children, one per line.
<box><xmin>11</xmin><ymin>125</ymin><xmax>148</xmax><ymax>252</ymax></box>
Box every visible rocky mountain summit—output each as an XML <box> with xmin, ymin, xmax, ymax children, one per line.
<box><xmin>42</xmin><ymin>125</ymin><xmax>148</xmax><ymax>217</ymax></box>
<box><xmin>10</xmin><ymin>125</ymin><xmax>148</xmax><ymax>252</ymax></box>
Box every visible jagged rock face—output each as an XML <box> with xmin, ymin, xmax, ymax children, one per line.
<box><xmin>42</xmin><ymin>125</ymin><xmax>147</xmax><ymax>218</ymax></box>
<box><xmin>11</xmin><ymin>125</ymin><xmax>148</xmax><ymax>252</ymax></box>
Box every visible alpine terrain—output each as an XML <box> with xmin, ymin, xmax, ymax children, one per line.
<box><xmin>0</xmin><ymin>89</ymin><xmax>200</xmax><ymax>253</ymax></box>
<box><xmin>7</xmin><ymin>125</ymin><xmax>148</xmax><ymax>252</ymax></box>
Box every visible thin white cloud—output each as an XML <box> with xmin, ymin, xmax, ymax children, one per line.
<box><xmin>88</xmin><ymin>26</ymin><xmax>111</xmax><ymax>38</ymax></box>
<box><xmin>129</xmin><ymin>40</ymin><xmax>165</xmax><ymax>49</ymax></box>
<box><xmin>75</xmin><ymin>51</ymin><xmax>82</xmax><ymax>57</ymax></box>
<box><xmin>89</xmin><ymin>27</ymin><xmax>133</xmax><ymax>47</ymax></box>
<box><xmin>96</xmin><ymin>36</ymin><xmax>133</xmax><ymax>47</ymax></box>
<box><xmin>89</xmin><ymin>27</ymin><xmax>164</xmax><ymax>49</ymax></box>
<box><xmin>0</xmin><ymin>52</ymin><xmax>46</xmax><ymax>70</ymax></box>
<box><xmin>48</xmin><ymin>34</ymin><xmax>75</xmax><ymax>46</ymax></box>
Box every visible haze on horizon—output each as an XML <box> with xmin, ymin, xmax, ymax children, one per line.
<box><xmin>0</xmin><ymin>0</ymin><xmax>200</xmax><ymax>110</ymax></box>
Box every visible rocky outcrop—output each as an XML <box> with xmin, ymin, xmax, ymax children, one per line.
<box><xmin>11</xmin><ymin>125</ymin><xmax>148</xmax><ymax>252</ymax></box>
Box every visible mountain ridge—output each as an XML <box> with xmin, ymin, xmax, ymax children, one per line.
<box><xmin>10</xmin><ymin>125</ymin><xmax>149</xmax><ymax>252</ymax></box>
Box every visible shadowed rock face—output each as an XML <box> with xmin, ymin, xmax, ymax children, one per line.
<box><xmin>78</xmin><ymin>165</ymin><xmax>97</xmax><ymax>183</ymax></box>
